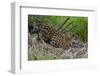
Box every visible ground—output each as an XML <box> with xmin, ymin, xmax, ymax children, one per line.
<box><xmin>28</xmin><ymin>32</ymin><xmax>88</xmax><ymax>60</ymax></box>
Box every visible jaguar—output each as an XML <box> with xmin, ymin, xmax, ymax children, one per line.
<box><xmin>28</xmin><ymin>17</ymin><xmax>73</xmax><ymax>49</ymax></box>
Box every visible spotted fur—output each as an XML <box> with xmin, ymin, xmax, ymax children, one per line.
<box><xmin>30</xmin><ymin>24</ymin><xmax>71</xmax><ymax>49</ymax></box>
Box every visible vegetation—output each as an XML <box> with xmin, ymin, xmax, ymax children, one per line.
<box><xmin>28</xmin><ymin>15</ymin><xmax>88</xmax><ymax>60</ymax></box>
<box><xmin>28</xmin><ymin>15</ymin><xmax>88</xmax><ymax>42</ymax></box>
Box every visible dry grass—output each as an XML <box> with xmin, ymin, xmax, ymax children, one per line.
<box><xmin>28</xmin><ymin>33</ymin><xmax>88</xmax><ymax>61</ymax></box>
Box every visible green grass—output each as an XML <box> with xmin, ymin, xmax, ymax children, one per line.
<box><xmin>28</xmin><ymin>15</ymin><xmax>88</xmax><ymax>42</ymax></box>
